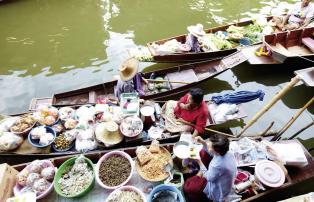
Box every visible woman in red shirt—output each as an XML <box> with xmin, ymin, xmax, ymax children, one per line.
<box><xmin>174</xmin><ymin>88</ymin><xmax>209</xmax><ymax>137</ymax></box>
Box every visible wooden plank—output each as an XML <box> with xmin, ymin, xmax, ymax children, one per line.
<box><xmin>294</xmin><ymin>66</ymin><xmax>314</xmax><ymax>87</ymax></box>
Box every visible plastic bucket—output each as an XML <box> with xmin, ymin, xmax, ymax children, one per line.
<box><xmin>148</xmin><ymin>184</ymin><xmax>185</xmax><ymax>202</ymax></box>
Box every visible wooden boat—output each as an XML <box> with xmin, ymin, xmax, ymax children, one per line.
<box><xmin>50</xmin><ymin>51</ymin><xmax>246</xmax><ymax>107</ymax></box>
<box><xmin>146</xmin><ymin>17</ymin><xmax>271</xmax><ymax>63</ymax></box>
<box><xmin>263</xmin><ymin>27</ymin><xmax>314</xmax><ymax>64</ymax></box>
<box><xmin>2</xmin><ymin>100</ymin><xmax>247</xmax><ymax>165</ymax></box>
<box><xmin>11</xmin><ymin>139</ymin><xmax>314</xmax><ymax>202</ymax></box>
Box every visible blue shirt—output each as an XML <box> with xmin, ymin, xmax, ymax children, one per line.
<box><xmin>200</xmin><ymin>148</ymin><xmax>237</xmax><ymax>202</ymax></box>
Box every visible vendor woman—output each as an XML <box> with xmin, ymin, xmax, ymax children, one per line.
<box><xmin>184</xmin><ymin>134</ymin><xmax>237</xmax><ymax>202</ymax></box>
<box><xmin>114</xmin><ymin>58</ymin><xmax>148</xmax><ymax>99</ymax></box>
<box><xmin>174</xmin><ymin>88</ymin><xmax>209</xmax><ymax>137</ymax></box>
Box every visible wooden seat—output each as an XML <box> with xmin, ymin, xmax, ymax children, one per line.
<box><xmin>166</xmin><ymin>69</ymin><xmax>198</xmax><ymax>89</ymax></box>
<box><xmin>302</xmin><ymin>37</ymin><xmax>314</xmax><ymax>52</ymax></box>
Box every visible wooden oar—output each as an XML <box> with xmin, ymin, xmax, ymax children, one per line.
<box><xmin>146</xmin><ymin>79</ymin><xmax>191</xmax><ymax>85</ymax></box>
<box><xmin>176</xmin><ymin>119</ymin><xmax>235</xmax><ymax>138</ymax></box>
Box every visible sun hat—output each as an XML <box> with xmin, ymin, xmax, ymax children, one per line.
<box><xmin>187</xmin><ymin>24</ymin><xmax>206</xmax><ymax>38</ymax></box>
<box><xmin>95</xmin><ymin>121</ymin><xmax>123</xmax><ymax>146</ymax></box>
<box><xmin>119</xmin><ymin>58</ymin><xmax>139</xmax><ymax>81</ymax></box>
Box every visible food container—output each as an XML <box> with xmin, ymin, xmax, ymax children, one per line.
<box><xmin>140</xmin><ymin>105</ymin><xmax>155</xmax><ymax>130</ymax></box>
<box><xmin>120</xmin><ymin>116</ymin><xmax>143</xmax><ymax>137</ymax></box>
<box><xmin>58</xmin><ymin>107</ymin><xmax>76</xmax><ymax>121</ymax></box>
<box><xmin>254</xmin><ymin>160</ymin><xmax>285</xmax><ymax>188</ymax></box>
<box><xmin>105</xmin><ymin>185</ymin><xmax>147</xmax><ymax>202</ymax></box>
<box><xmin>120</xmin><ymin>93</ymin><xmax>139</xmax><ymax>116</ymax></box>
<box><xmin>28</xmin><ymin>126</ymin><xmax>56</xmax><ymax>148</ymax></box>
<box><xmin>95</xmin><ymin>151</ymin><xmax>134</xmax><ymax>190</ymax></box>
<box><xmin>148</xmin><ymin>184</ymin><xmax>185</xmax><ymax>202</ymax></box>
<box><xmin>164</xmin><ymin>171</ymin><xmax>184</xmax><ymax>191</ymax></box>
<box><xmin>10</xmin><ymin>116</ymin><xmax>36</xmax><ymax>137</ymax></box>
<box><xmin>13</xmin><ymin>160</ymin><xmax>56</xmax><ymax>200</ymax></box>
<box><xmin>51</xmin><ymin>139</ymin><xmax>75</xmax><ymax>152</ymax></box>
<box><xmin>54</xmin><ymin>157</ymin><xmax>95</xmax><ymax>198</ymax></box>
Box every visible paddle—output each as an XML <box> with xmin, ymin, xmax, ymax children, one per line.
<box><xmin>146</xmin><ymin>79</ymin><xmax>191</xmax><ymax>85</ymax></box>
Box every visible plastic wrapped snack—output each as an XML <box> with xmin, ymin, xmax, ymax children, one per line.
<box><xmin>39</xmin><ymin>133</ymin><xmax>54</xmax><ymax>145</ymax></box>
<box><xmin>149</xmin><ymin>140</ymin><xmax>160</xmax><ymax>153</ymax></box>
<box><xmin>26</xmin><ymin>173</ymin><xmax>41</xmax><ymax>187</ymax></box>
<box><xmin>17</xmin><ymin>170</ymin><xmax>30</xmax><ymax>186</ymax></box>
<box><xmin>31</xmin><ymin>127</ymin><xmax>47</xmax><ymax>140</ymax></box>
<box><xmin>64</xmin><ymin>118</ymin><xmax>78</xmax><ymax>129</ymax></box>
<box><xmin>32</xmin><ymin>178</ymin><xmax>51</xmax><ymax>194</ymax></box>
<box><xmin>64</xmin><ymin>129</ymin><xmax>79</xmax><ymax>142</ymax></box>
<box><xmin>0</xmin><ymin>132</ymin><xmax>23</xmax><ymax>151</ymax></box>
<box><xmin>136</xmin><ymin>146</ymin><xmax>153</xmax><ymax>165</ymax></box>
<box><xmin>29</xmin><ymin>160</ymin><xmax>45</xmax><ymax>173</ymax></box>
<box><xmin>41</xmin><ymin>167</ymin><xmax>55</xmax><ymax>181</ymax></box>
<box><xmin>75</xmin><ymin>139</ymin><xmax>97</xmax><ymax>152</ymax></box>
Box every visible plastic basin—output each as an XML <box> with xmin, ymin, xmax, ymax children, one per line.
<box><xmin>95</xmin><ymin>151</ymin><xmax>134</xmax><ymax>190</ymax></box>
<box><xmin>13</xmin><ymin>160</ymin><xmax>55</xmax><ymax>200</ymax></box>
<box><xmin>105</xmin><ymin>186</ymin><xmax>147</xmax><ymax>202</ymax></box>
<box><xmin>148</xmin><ymin>184</ymin><xmax>185</xmax><ymax>202</ymax></box>
<box><xmin>53</xmin><ymin>156</ymin><xmax>95</xmax><ymax>198</ymax></box>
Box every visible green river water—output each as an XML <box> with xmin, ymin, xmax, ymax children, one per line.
<box><xmin>0</xmin><ymin>0</ymin><xmax>314</xmax><ymax>200</ymax></box>
<box><xmin>0</xmin><ymin>1</ymin><xmax>313</xmax><ymax>146</ymax></box>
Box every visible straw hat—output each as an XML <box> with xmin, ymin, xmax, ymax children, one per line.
<box><xmin>119</xmin><ymin>58</ymin><xmax>139</xmax><ymax>81</ymax></box>
<box><xmin>95</xmin><ymin>121</ymin><xmax>123</xmax><ymax>146</ymax></box>
<box><xmin>187</xmin><ymin>24</ymin><xmax>206</xmax><ymax>38</ymax></box>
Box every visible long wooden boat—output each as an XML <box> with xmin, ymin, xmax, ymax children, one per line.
<box><xmin>146</xmin><ymin>17</ymin><xmax>272</xmax><ymax>63</ymax></box>
<box><xmin>263</xmin><ymin>27</ymin><xmax>314</xmax><ymax>64</ymax></box>
<box><xmin>2</xmin><ymin>100</ymin><xmax>247</xmax><ymax>165</ymax></box>
<box><xmin>50</xmin><ymin>51</ymin><xmax>246</xmax><ymax>107</ymax></box>
<box><xmin>11</xmin><ymin>139</ymin><xmax>314</xmax><ymax>202</ymax></box>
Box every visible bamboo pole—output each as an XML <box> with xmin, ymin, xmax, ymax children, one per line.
<box><xmin>288</xmin><ymin>121</ymin><xmax>314</xmax><ymax>140</ymax></box>
<box><xmin>146</xmin><ymin>79</ymin><xmax>191</xmax><ymax>85</ymax></box>
<box><xmin>236</xmin><ymin>76</ymin><xmax>301</xmax><ymax>138</ymax></box>
<box><xmin>271</xmin><ymin>96</ymin><xmax>314</xmax><ymax>141</ymax></box>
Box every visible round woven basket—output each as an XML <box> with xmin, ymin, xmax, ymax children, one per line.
<box><xmin>135</xmin><ymin>146</ymin><xmax>173</xmax><ymax>182</ymax></box>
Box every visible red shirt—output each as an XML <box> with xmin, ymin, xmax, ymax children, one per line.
<box><xmin>174</xmin><ymin>93</ymin><xmax>209</xmax><ymax>134</ymax></box>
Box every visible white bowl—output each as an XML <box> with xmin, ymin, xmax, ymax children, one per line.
<box><xmin>105</xmin><ymin>185</ymin><xmax>147</xmax><ymax>202</ymax></box>
<box><xmin>95</xmin><ymin>151</ymin><xmax>134</xmax><ymax>190</ymax></box>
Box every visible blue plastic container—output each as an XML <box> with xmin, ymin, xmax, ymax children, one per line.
<box><xmin>148</xmin><ymin>184</ymin><xmax>185</xmax><ymax>202</ymax></box>
<box><xmin>28</xmin><ymin>126</ymin><xmax>56</xmax><ymax>148</ymax></box>
<box><xmin>239</xmin><ymin>37</ymin><xmax>251</xmax><ymax>46</ymax></box>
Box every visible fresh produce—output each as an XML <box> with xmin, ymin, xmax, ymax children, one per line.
<box><xmin>98</xmin><ymin>155</ymin><xmax>131</xmax><ymax>187</ymax></box>
<box><xmin>58</xmin><ymin>156</ymin><xmax>94</xmax><ymax>197</ymax></box>
<box><xmin>33</xmin><ymin>106</ymin><xmax>59</xmax><ymax>126</ymax></box>
<box><xmin>10</xmin><ymin>115</ymin><xmax>36</xmax><ymax>133</ymax></box>
<box><xmin>54</xmin><ymin>134</ymin><xmax>71</xmax><ymax>150</ymax></box>
<box><xmin>15</xmin><ymin>160</ymin><xmax>55</xmax><ymax>197</ymax></box>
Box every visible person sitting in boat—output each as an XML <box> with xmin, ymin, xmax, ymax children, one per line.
<box><xmin>174</xmin><ymin>88</ymin><xmax>209</xmax><ymax>137</ymax></box>
<box><xmin>114</xmin><ymin>58</ymin><xmax>148</xmax><ymax>99</ymax></box>
<box><xmin>271</xmin><ymin>0</ymin><xmax>314</xmax><ymax>31</ymax></box>
<box><xmin>184</xmin><ymin>134</ymin><xmax>237</xmax><ymax>202</ymax></box>
<box><xmin>185</xmin><ymin>24</ymin><xmax>206</xmax><ymax>52</ymax></box>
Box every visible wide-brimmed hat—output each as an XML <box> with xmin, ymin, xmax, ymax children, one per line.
<box><xmin>187</xmin><ymin>24</ymin><xmax>206</xmax><ymax>38</ymax></box>
<box><xmin>95</xmin><ymin>121</ymin><xmax>123</xmax><ymax>146</ymax></box>
<box><xmin>119</xmin><ymin>58</ymin><xmax>139</xmax><ymax>81</ymax></box>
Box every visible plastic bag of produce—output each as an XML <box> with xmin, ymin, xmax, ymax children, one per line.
<box><xmin>0</xmin><ymin>131</ymin><xmax>23</xmax><ymax>151</ymax></box>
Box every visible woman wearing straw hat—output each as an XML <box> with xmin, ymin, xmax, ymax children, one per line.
<box><xmin>185</xmin><ymin>23</ymin><xmax>206</xmax><ymax>53</ymax></box>
<box><xmin>114</xmin><ymin>58</ymin><xmax>148</xmax><ymax>99</ymax></box>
